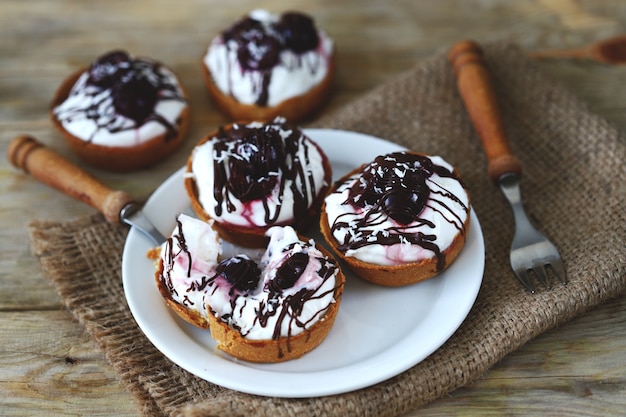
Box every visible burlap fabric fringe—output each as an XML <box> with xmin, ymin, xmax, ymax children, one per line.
<box><xmin>28</xmin><ymin>42</ymin><xmax>625</xmax><ymax>417</ymax></box>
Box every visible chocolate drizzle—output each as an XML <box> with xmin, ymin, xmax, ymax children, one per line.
<box><xmin>161</xmin><ymin>218</ymin><xmax>191</xmax><ymax>300</ymax></box>
<box><xmin>54</xmin><ymin>50</ymin><xmax>186</xmax><ymax>142</ymax></box>
<box><xmin>209</xmin><ymin>119</ymin><xmax>319</xmax><ymax>225</ymax></box>
<box><xmin>330</xmin><ymin>152</ymin><xmax>469</xmax><ymax>271</ymax></box>
<box><xmin>221</xmin><ymin>11</ymin><xmax>321</xmax><ymax>106</ymax></box>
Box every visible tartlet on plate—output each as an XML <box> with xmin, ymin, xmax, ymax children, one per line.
<box><xmin>185</xmin><ymin>117</ymin><xmax>332</xmax><ymax>248</ymax></box>
<box><xmin>321</xmin><ymin>151</ymin><xmax>471</xmax><ymax>286</ymax></box>
<box><xmin>149</xmin><ymin>214</ymin><xmax>345</xmax><ymax>363</ymax></box>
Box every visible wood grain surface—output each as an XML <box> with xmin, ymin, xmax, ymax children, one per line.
<box><xmin>1</xmin><ymin>0</ymin><xmax>625</xmax><ymax>416</ymax></box>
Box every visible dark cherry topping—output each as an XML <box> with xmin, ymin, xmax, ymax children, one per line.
<box><xmin>348</xmin><ymin>152</ymin><xmax>433</xmax><ymax>225</ymax></box>
<box><xmin>269</xmin><ymin>252</ymin><xmax>309</xmax><ymax>292</ymax></box>
<box><xmin>276</xmin><ymin>12</ymin><xmax>320</xmax><ymax>53</ymax></box>
<box><xmin>215</xmin><ymin>255</ymin><xmax>261</xmax><ymax>294</ymax></box>
<box><xmin>223</xmin><ymin>16</ymin><xmax>278</xmax><ymax>72</ymax></box>
<box><xmin>223</xmin><ymin>17</ymin><xmax>263</xmax><ymax>39</ymax></box>
<box><xmin>332</xmin><ymin>152</ymin><xmax>469</xmax><ymax>271</ymax></box>
<box><xmin>243</xmin><ymin>34</ymin><xmax>281</xmax><ymax>71</ymax></box>
<box><xmin>87</xmin><ymin>50</ymin><xmax>131</xmax><ymax>88</ymax></box>
<box><xmin>382</xmin><ymin>190</ymin><xmax>425</xmax><ymax>225</ymax></box>
<box><xmin>111</xmin><ymin>74</ymin><xmax>159</xmax><ymax>124</ymax></box>
<box><xmin>210</xmin><ymin>119</ymin><xmax>319</xmax><ymax>225</ymax></box>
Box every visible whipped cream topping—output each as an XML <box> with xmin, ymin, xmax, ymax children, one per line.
<box><xmin>53</xmin><ymin>51</ymin><xmax>187</xmax><ymax>147</ymax></box>
<box><xmin>158</xmin><ymin>214</ymin><xmax>339</xmax><ymax>341</ymax></box>
<box><xmin>204</xmin><ymin>9</ymin><xmax>333</xmax><ymax>107</ymax></box>
<box><xmin>324</xmin><ymin>152</ymin><xmax>470</xmax><ymax>267</ymax></box>
<box><xmin>188</xmin><ymin>117</ymin><xmax>328</xmax><ymax>227</ymax></box>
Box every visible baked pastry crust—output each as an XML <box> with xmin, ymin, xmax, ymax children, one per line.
<box><xmin>320</xmin><ymin>152</ymin><xmax>471</xmax><ymax>287</ymax></box>
<box><xmin>185</xmin><ymin>123</ymin><xmax>332</xmax><ymax>248</ymax></box>
<box><xmin>50</xmin><ymin>65</ymin><xmax>189</xmax><ymax>172</ymax></box>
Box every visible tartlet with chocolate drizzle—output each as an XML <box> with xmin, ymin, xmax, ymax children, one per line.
<box><xmin>51</xmin><ymin>50</ymin><xmax>189</xmax><ymax>172</ymax></box>
<box><xmin>149</xmin><ymin>214</ymin><xmax>345</xmax><ymax>363</ymax></box>
<box><xmin>185</xmin><ymin>117</ymin><xmax>332</xmax><ymax>248</ymax></box>
<box><xmin>202</xmin><ymin>9</ymin><xmax>335</xmax><ymax>122</ymax></box>
<box><xmin>321</xmin><ymin>151</ymin><xmax>471</xmax><ymax>286</ymax></box>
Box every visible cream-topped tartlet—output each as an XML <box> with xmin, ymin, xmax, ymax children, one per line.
<box><xmin>51</xmin><ymin>50</ymin><xmax>189</xmax><ymax>171</ymax></box>
<box><xmin>202</xmin><ymin>9</ymin><xmax>335</xmax><ymax>122</ymax></box>
<box><xmin>321</xmin><ymin>151</ymin><xmax>471</xmax><ymax>286</ymax></box>
<box><xmin>185</xmin><ymin>117</ymin><xmax>332</xmax><ymax>247</ymax></box>
<box><xmin>152</xmin><ymin>213</ymin><xmax>345</xmax><ymax>363</ymax></box>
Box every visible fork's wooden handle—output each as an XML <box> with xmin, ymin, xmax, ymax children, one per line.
<box><xmin>448</xmin><ymin>40</ymin><xmax>522</xmax><ymax>182</ymax></box>
<box><xmin>6</xmin><ymin>135</ymin><xmax>134</xmax><ymax>224</ymax></box>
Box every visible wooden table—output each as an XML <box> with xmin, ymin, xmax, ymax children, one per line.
<box><xmin>1</xmin><ymin>1</ymin><xmax>625</xmax><ymax>415</ymax></box>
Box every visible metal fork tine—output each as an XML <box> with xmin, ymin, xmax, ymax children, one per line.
<box><xmin>548</xmin><ymin>261</ymin><xmax>567</xmax><ymax>284</ymax></box>
<box><xmin>533</xmin><ymin>265</ymin><xmax>550</xmax><ymax>289</ymax></box>
<box><xmin>514</xmin><ymin>269</ymin><xmax>535</xmax><ymax>293</ymax></box>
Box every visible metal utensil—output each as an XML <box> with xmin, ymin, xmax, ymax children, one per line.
<box><xmin>448</xmin><ymin>40</ymin><xmax>567</xmax><ymax>292</ymax></box>
<box><xmin>6</xmin><ymin>135</ymin><xmax>166</xmax><ymax>246</ymax></box>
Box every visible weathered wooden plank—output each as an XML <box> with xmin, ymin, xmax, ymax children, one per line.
<box><xmin>0</xmin><ymin>310</ymin><xmax>138</xmax><ymax>417</ymax></box>
<box><xmin>0</xmin><ymin>297</ymin><xmax>623</xmax><ymax>416</ymax></box>
<box><xmin>413</xmin><ymin>295</ymin><xmax>626</xmax><ymax>416</ymax></box>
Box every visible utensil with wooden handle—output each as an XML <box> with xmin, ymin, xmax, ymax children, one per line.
<box><xmin>6</xmin><ymin>135</ymin><xmax>166</xmax><ymax>245</ymax></box>
<box><xmin>448</xmin><ymin>40</ymin><xmax>567</xmax><ymax>292</ymax></box>
<box><xmin>529</xmin><ymin>34</ymin><xmax>626</xmax><ymax>65</ymax></box>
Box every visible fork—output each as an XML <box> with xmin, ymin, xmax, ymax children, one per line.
<box><xmin>448</xmin><ymin>40</ymin><xmax>567</xmax><ymax>292</ymax></box>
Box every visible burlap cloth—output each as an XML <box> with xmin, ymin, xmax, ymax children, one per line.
<box><xmin>28</xmin><ymin>42</ymin><xmax>625</xmax><ymax>416</ymax></box>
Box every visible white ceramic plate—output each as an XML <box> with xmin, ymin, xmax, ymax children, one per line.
<box><xmin>122</xmin><ymin>129</ymin><xmax>485</xmax><ymax>398</ymax></box>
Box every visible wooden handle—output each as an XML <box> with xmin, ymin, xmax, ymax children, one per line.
<box><xmin>529</xmin><ymin>47</ymin><xmax>592</xmax><ymax>61</ymax></box>
<box><xmin>6</xmin><ymin>135</ymin><xmax>135</xmax><ymax>224</ymax></box>
<box><xmin>448</xmin><ymin>40</ymin><xmax>522</xmax><ymax>182</ymax></box>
